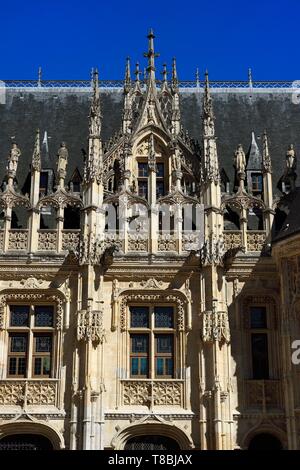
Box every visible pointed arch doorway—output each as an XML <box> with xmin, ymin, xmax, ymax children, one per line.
<box><xmin>124</xmin><ymin>435</ymin><xmax>180</xmax><ymax>450</ymax></box>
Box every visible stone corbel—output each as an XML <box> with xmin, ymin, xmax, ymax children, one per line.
<box><xmin>77</xmin><ymin>304</ymin><xmax>106</xmax><ymax>344</ymax></box>
<box><xmin>201</xmin><ymin>300</ymin><xmax>230</xmax><ymax>343</ymax></box>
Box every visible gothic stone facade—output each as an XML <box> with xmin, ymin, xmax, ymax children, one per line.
<box><xmin>0</xmin><ymin>33</ymin><xmax>299</xmax><ymax>450</ymax></box>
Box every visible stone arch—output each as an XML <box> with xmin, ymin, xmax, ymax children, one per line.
<box><xmin>243</xmin><ymin>424</ymin><xmax>286</xmax><ymax>450</ymax></box>
<box><xmin>0</xmin><ymin>420</ymin><xmax>64</xmax><ymax>450</ymax></box>
<box><xmin>111</xmin><ymin>422</ymin><xmax>193</xmax><ymax>450</ymax></box>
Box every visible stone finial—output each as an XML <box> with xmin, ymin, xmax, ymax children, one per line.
<box><xmin>248</xmin><ymin>67</ymin><xmax>253</xmax><ymax>87</ymax></box>
<box><xmin>6</xmin><ymin>141</ymin><xmax>21</xmax><ymax>183</ymax></box>
<box><xmin>196</xmin><ymin>68</ymin><xmax>200</xmax><ymax>87</ymax></box>
<box><xmin>143</xmin><ymin>28</ymin><xmax>160</xmax><ymax>80</ymax></box>
<box><xmin>162</xmin><ymin>63</ymin><xmax>168</xmax><ymax>84</ymax></box>
<box><xmin>32</xmin><ymin>129</ymin><xmax>41</xmax><ymax>172</ymax></box>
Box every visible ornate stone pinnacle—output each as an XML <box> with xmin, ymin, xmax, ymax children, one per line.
<box><xmin>162</xmin><ymin>63</ymin><xmax>168</xmax><ymax>83</ymax></box>
<box><xmin>124</xmin><ymin>56</ymin><xmax>131</xmax><ymax>91</ymax></box>
<box><xmin>172</xmin><ymin>57</ymin><xmax>178</xmax><ymax>91</ymax></box>
<box><xmin>143</xmin><ymin>28</ymin><xmax>160</xmax><ymax>77</ymax></box>
<box><xmin>32</xmin><ymin>128</ymin><xmax>41</xmax><ymax>172</ymax></box>
<box><xmin>262</xmin><ymin>129</ymin><xmax>272</xmax><ymax>173</ymax></box>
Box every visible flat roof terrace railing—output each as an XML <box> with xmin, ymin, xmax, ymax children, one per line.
<box><xmin>0</xmin><ymin>79</ymin><xmax>297</xmax><ymax>89</ymax></box>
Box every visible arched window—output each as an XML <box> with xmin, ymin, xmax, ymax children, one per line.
<box><xmin>40</xmin><ymin>206</ymin><xmax>57</xmax><ymax>229</ymax></box>
<box><xmin>124</xmin><ymin>435</ymin><xmax>180</xmax><ymax>451</ymax></box>
<box><xmin>247</xmin><ymin>207</ymin><xmax>264</xmax><ymax>230</ymax></box>
<box><xmin>0</xmin><ymin>434</ymin><xmax>53</xmax><ymax>451</ymax></box>
<box><xmin>248</xmin><ymin>433</ymin><xmax>282</xmax><ymax>450</ymax></box>
<box><xmin>63</xmin><ymin>206</ymin><xmax>80</xmax><ymax>229</ymax></box>
<box><xmin>11</xmin><ymin>207</ymin><xmax>29</xmax><ymax>229</ymax></box>
<box><xmin>223</xmin><ymin>206</ymin><xmax>240</xmax><ymax>230</ymax></box>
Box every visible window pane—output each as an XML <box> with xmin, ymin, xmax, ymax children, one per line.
<box><xmin>10</xmin><ymin>306</ymin><xmax>29</xmax><ymax>327</ymax></box>
<box><xmin>131</xmin><ymin>335</ymin><xmax>148</xmax><ymax>353</ymax></box>
<box><xmin>250</xmin><ymin>307</ymin><xmax>267</xmax><ymax>329</ymax></box>
<box><xmin>156</xmin><ymin>181</ymin><xmax>165</xmax><ymax>197</ymax></box>
<box><xmin>156</xmin><ymin>335</ymin><xmax>173</xmax><ymax>353</ymax></box>
<box><xmin>251</xmin><ymin>333</ymin><xmax>269</xmax><ymax>379</ymax></box>
<box><xmin>130</xmin><ymin>306</ymin><xmax>149</xmax><ymax>328</ymax></box>
<box><xmin>34</xmin><ymin>358</ymin><xmax>42</xmax><ymax>375</ymax></box>
<box><xmin>18</xmin><ymin>358</ymin><xmax>26</xmax><ymax>375</ymax></box>
<box><xmin>156</xmin><ymin>358</ymin><xmax>164</xmax><ymax>376</ymax></box>
<box><xmin>9</xmin><ymin>358</ymin><xmax>17</xmax><ymax>375</ymax></box>
<box><xmin>34</xmin><ymin>306</ymin><xmax>54</xmax><ymax>327</ymax></box>
<box><xmin>156</xmin><ymin>163</ymin><xmax>164</xmax><ymax>178</ymax></box>
<box><xmin>35</xmin><ymin>335</ymin><xmax>52</xmax><ymax>353</ymax></box>
<box><xmin>138</xmin><ymin>181</ymin><xmax>148</xmax><ymax>198</ymax></box>
<box><xmin>10</xmin><ymin>335</ymin><xmax>27</xmax><ymax>352</ymax></box>
<box><xmin>138</xmin><ymin>163</ymin><xmax>148</xmax><ymax>177</ymax></box>
<box><xmin>43</xmin><ymin>357</ymin><xmax>51</xmax><ymax>375</ymax></box>
<box><xmin>155</xmin><ymin>307</ymin><xmax>174</xmax><ymax>328</ymax></box>
<box><xmin>131</xmin><ymin>358</ymin><xmax>139</xmax><ymax>375</ymax></box>
<box><xmin>166</xmin><ymin>358</ymin><xmax>173</xmax><ymax>376</ymax></box>
<box><xmin>140</xmin><ymin>358</ymin><xmax>148</xmax><ymax>376</ymax></box>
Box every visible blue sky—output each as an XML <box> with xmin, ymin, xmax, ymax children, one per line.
<box><xmin>0</xmin><ymin>0</ymin><xmax>298</xmax><ymax>80</ymax></box>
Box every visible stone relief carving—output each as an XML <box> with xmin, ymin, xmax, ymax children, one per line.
<box><xmin>77</xmin><ymin>305</ymin><xmax>105</xmax><ymax>344</ymax></box>
<box><xmin>201</xmin><ymin>299</ymin><xmax>230</xmax><ymax>343</ymax></box>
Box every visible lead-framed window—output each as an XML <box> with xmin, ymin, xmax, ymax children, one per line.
<box><xmin>6</xmin><ymin>304</ymin><xmax>55</xmax><ymax>379</ymax></box>
<box><xmin>242</xmin><ymin>297</ymin><xmax>278</xmax><ymax>380</ymax></box>
<box><xmin>129</xmin><ymin>305</ymin><xmax>176</xmax><ymax>379</ymax></box>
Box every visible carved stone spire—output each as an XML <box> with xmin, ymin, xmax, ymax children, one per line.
<box><xmin>171</xmin><ymin>57</ymin><xmax>179</xmax><ymax>93</ymax></box>
<box><xmin>89</xmin><ymin>69</ymin><xmax>101</xmax><ymax>138</ymax></box>
<box><xmin>262</xmin><ymin>129</ymin><xmax>272</xmax><ymax>173</ymax></box>
<box><xmin>32</xmin><ymin>129</ymin><xmax>41</xmax><ymax>172</ymax></box>
<box><xmin>134</xmin><ymin>62</ymin><xmax>142</xmax><ymax>93</ymax></box>
<box><xmin>143</xmin><ymin>28</ymin><xmax>159</xmax><ymax>83</ymax></box>
<box><xmin>203</xmin><ymin>70</ymin><xmax>214</xmax><ymax>131</ymax></box>
<box><xmin>202</xmin><ymin>71</ymin><xmax>219</xmax><ymax>183</ymax></box>
<box><xmin>161</xmin><ymin>63</ymin><xmax>169</xmax><ymax>93</ymax></box>
<box><xmin>85</xmin><ymin>69</ymin><xmax>103</xmax><ymax>184</ymax></box>
<box><xmin>123</xmin><ymin>57</ymin><xmax>133</xmax><ymax>134</ymax></box>
<box><xmin>124</xmin><ymin>56</ymin><xmax>131</xmax><ymax>93</ymax></box>
<box><xmin>6</xmin><ymin>140</ymin><xmax>21</xmax><ymax>184</ymax></box>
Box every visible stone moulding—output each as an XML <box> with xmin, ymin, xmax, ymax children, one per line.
<box><xmin>0</xmin><ymin>290</ymin><xmax>65</xmax><ymax>330</ymax></box>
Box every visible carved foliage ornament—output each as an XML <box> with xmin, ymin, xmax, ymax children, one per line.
<box><xmin>77</xmin><ymin>306</ymin><xmax>105</xmax><ymax>344</ymax></box>
<box><xmin>202</xmin><ymin>299</ymin><xmax>230</xmax><ymax>343</ymax></box>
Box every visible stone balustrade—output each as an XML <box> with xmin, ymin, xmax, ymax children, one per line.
<box><xmin>0</xmin><ymin>379</ymin><xmax>58</xmax><ymax>407</ymax></box>
<box><xmin>244</xmin><ymin>379</ymin><xmax>283</xmax><ymax>410</ymax></box>
<box><xmin>246</xmin><ymin>231</ymin><xmax>267</xmax><ymax>252</ymax></box>
<box><xmin>121</xmin><ymin>379</ymin><xmax>184</xmax><ymax>406</ymax></box>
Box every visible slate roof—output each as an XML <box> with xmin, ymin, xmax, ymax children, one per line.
<box><xmin>273</xmin><ymin>188</ymin><xmax>300</xmax><ymax>242</ymax></box>
<box><xmin>1</xmin><ymin>87</ymin><xmax>300</xmax><ymax>195</ymax></box>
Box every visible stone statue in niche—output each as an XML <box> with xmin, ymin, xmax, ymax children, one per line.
<box><xmin>286</xmin><ymin>144</ymin><xmax>296</xmax><ymax>171</ymax></box>
<box><xmin>7</xmin><ymin>142</ymin><xmax>21</xmax><ymax>176</ymax></box>
<box><xmin>234</xmin><ymin>144</ymin><xmax>246</xmax><ymax>173</ymax></box>
<box><xmin>57</xmin><ymin>142</ymin><xmax>68</xmax><ymax>176</ymax></box>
